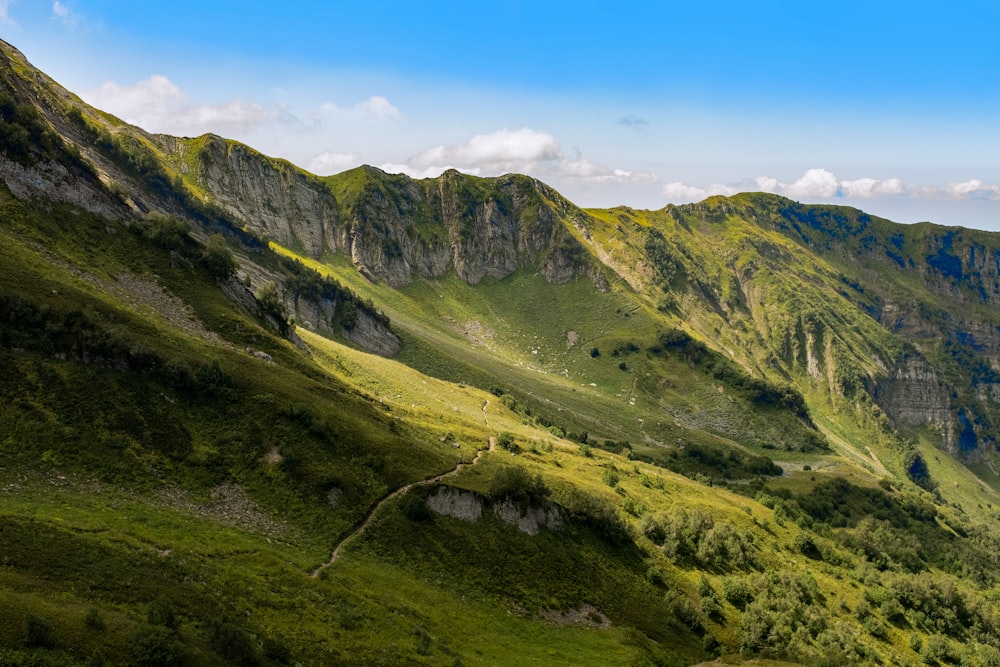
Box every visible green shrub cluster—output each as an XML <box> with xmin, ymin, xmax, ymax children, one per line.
<box><xmin>641</xmin><ymin>508</ymin><xmax>759</xmax><ymax>571</ymax></box>
<box><xmin>0</xmin><ymin>294</ymin><xmax>235</xmax><ymax>401</ymax></box>
<box><xmin>0</xmin><ymin>92</ymin><xmax>62</xmax><ymax>165</ymax></box>
<box><xmin>488</xmin><ymin>465</ymin><xmax>550</xmax><ymax>505</ymax></box>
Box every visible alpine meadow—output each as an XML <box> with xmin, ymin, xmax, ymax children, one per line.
<box><xmin>9</xmin><ymin>36</ymin><xmax>1000</xmax><ymax>666</ymax></box>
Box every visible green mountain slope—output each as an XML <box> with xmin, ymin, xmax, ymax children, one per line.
<box><xmin>7</xmin><ymin>36</ymin><xmax>1000</xmax><ymax>667</ymax></box>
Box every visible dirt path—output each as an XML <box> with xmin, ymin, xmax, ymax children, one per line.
<box><xmin>310</xmin><ymin>401</ymin><xmax>494</xmax><ymax>578</ymax></box>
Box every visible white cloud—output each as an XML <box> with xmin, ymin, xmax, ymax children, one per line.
<box><xmin>355</xmin><ymin>96</ymin><xmax>400</xmax><ymax>119</ymax></box>
<box><xmin>661</xmin><ymin>181</ymin><xmax>743</xmax><ymax>201</ymax></box>
<box><xmin>783</xmin><ymin>168</ymin><xmax>840</xmax><ymax>198</ymax></box>
<box><xmin>947</xmin><ymin>179</ymin><xmax>1000</xmax><ymax>199</ymax></box>
<box><xmin>661</xmin><ymin>168</ymin><xmax>1000</xmax><ymax>205</ymax></box>
<box><xmin>559</xmin><ymin>156</ymin><xmax>658</xmax><ymax>184</ymax></box>
<box><xmin>378</xmin><ymin>162</ymin><xmax>467</xmax><ymax>180</ymax></box>
<box><xmin>1</xmin><ymin>0</ymin><xmax>15</xmax><ymax>26</ymax></box>
<box><xmin>662</xmin><ymin>182</ymin><xmax>713</xmax><ymax>201</ymax></box>
<box><xmin>314</xmin><ymin>96</ymin><xmax>403</xmax><ymax>122</ymax></box>
<box><xmin>383</xmin><ymin>128</ymin><xmax>654</xmax><ymax>189</ymax></box>
<box><xmin>84</xmin><ymin>75</ymin><xmax>279</xmax><ymax>136</ymax></box>
<box><xmin>307</xmin><ymin>151</ymin><xmax>363</xmax><ymax>175</ymax></box>
<box><xmin>407</xmin><ymin>128</ymin><xmax>561</xmax><ymax>174</ymax></box>
<box><xmin>753</xmin><ymin>176</ymin><xmax>780</xmax><ymax>193</ymax></box>
<box><xmin>840</xmin><ymin>177</ymin><xmax>905</xmax><ymax>198</ymax></box>
<box><xmin>52</xmin><ymin>0</ymin><xmax>80</xmax><ymax>28</ymax></box>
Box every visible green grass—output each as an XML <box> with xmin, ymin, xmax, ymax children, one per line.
<box><xmin>13</xmin><ymin>40</ymin><xmax>1000</xmax><ymax>664</ymax></box>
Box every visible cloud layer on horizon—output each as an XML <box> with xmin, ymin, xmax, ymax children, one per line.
<box><xmin>85</xmin><ymin>75</ymin><xmax>283</xmax><ymax>136</ymax></box>
<box><xmin>76</xmin><ymin>75</ymin><xmax>1000</xmax><ymax>209</ymax></box>
<box><xmin>84</xmin><ymin>74</ymin><xmax>402</xmax><ymax>141</ymax></box>
<box><xmin>381</xmin><ymin>128</ymin><xmax>658</xmax><ymax>186</ymax></box>
<box><xmin>663</xmin><ymin>169</ymin><xmax>1000</xmax><ymax>204</ymax></box>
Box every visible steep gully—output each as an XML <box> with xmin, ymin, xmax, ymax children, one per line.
<box><xmin>310</xmin><ymin>401</ymin><xmax>496</xmax><ymax>577</ymax></box>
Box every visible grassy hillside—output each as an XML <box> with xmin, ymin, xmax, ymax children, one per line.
<box><xmin>10</xmin><ymin>34</ymin><xmax>1000</xmax><ymax>666</ymax></box>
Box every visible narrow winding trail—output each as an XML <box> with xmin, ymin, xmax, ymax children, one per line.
<box><xmin>310</xmin><ymin>400</ymin><xmax>495</xmax><ymax>578</ymax></box>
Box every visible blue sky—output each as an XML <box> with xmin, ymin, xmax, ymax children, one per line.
<box><xmin>2</xmin><ymin>1</ymin><xmax>1000</xmax><ymax>229</ymax></box>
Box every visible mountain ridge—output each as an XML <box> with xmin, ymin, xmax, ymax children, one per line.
<box><xmin>9</xmin><ymin>36</ymin><xmax>1000</xmax><ymax>666</ymax></box>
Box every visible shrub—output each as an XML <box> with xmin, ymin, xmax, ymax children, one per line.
<box><xmin>129</xmin><ymin>625</ymin><xmax>186</xmax><ymax>667</ymax></box>
<box><xmin>200</xmin><ymin>234</ymin><xmax>238</xmax><ymax>279</ymax></box>
<box><xmin>721</xmin><ymin>576</ymin><xmax>754</xmax><ymax>609</ymax></box>
<box><xmin>143</xmin><ymin>212</ymin><xmax>190</xmax><ymax>250</ymax></box>
<box><xmin>84</xmin><ymin>607</ymin><xmax>106</xmax><ymax>632</ymax></box>
<box><xmin>557</xmin><ymin>486</ymin><xmax>629</xmax><ymax>544</ymax></box>
<box><xmin>257</xmin><ymin>281</ymin><xmax>289</xmax><ymax>333</ymax></box>
<box><xmin>147</xmin><ymin>600</ymin><xmax>180</xmax><ymax>629</ymax></box>
<box><xmin>488</xmin><ymin>466</ymin><xmax>550</xmax><ymax>505</ymax></box>
<box><xmin>24</xmin><ymin>614</ymin><xmax>55</xmax><ymax>648</ymax></box>
<box><xmin>794</xmin><ymin>532</ymin><xmax>821</xmax><ymax>559</ymax></box>
<box><xmin>211</xmin><ymin>622</ymin><xmax>262</xmax><ymax>666</ymax></box>
<box><xmin>262</xmin><ymin>637</ymin><xmax>291</xmax><ymax>664</ymax></box>
<box><xmin>496</xmin><ymin>431</ymin><xmax>521</xmax><ymax>454</ymax></box>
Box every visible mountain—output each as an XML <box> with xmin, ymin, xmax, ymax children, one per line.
<box><xmin>6</xmin><ymin>37</ymin><xmax>1000</xmax><ymax>666</ymax></box>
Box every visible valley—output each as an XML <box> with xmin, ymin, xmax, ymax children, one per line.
<box><xmin>4</xmin><ymin>36</ymin><xmax>1000</xmax><ymax>666</ymax></box>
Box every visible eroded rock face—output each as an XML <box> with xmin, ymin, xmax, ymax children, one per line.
<box><xmin>291</xmin><ymin>293</ymin><xmax>401</xmax><ymax>356</ymax></box>
<box><xmin>343</xmin><ymin>310</ymin><xmax>401</xmax><ymax>357</ymax></box>
<box><xmin>426</xmin><ymin>487</ymin><xmax>483</xmax><ymax>522</ymax></box>
<box><xmin>0</xmin><ymin>156</ymin><xmax>126</xmax><ymax>219</ymax></box>
<box><xmin>425</xmin><ymin>486</ymin><xmax>563</xmax><ymax>536</ymax></box>
<box><xmin>875</xmin><ymin>355</ymin><xmax>957</xmax><ymax>452</ymax></box>
<box><xmin>166</xmin><ymin>135</ymin><xmax>341</xmax><ymax>258</ymax></box>
<box><xmin>175</xmin><ymin>148</ymin><xmax>600</xmax><ymax>290</ymax></box>
<box><xmin>492</xmin><ymin>499</ymin><xmax>563</xmax><ymax>536</ymax></box>
<box><xmin>341</xmin><ymin>170</ymin><xmax>597</xmax><ymax>289</ymax></box>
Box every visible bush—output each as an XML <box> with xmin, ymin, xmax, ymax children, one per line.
<box><xmin>496</xmin><ymin>431</ymin><xmax>521</xmax><ymax>454</ymax></box>
<box><xmin>794</xmin><ymin>532</ymin><xmax>821</xmax><ymax>559</ymax></box>
<box><xmin>256</xmin><ymin>281</ymin><xmax>289</xmax><ymax>334</ymax></box>
<box><xmin>84</xmin><ymin>607</ymin><xmax>106</xmax><ymax>632</ymax></box>
<box><xmin>200</xmin><ymin>234</ymin><xmax>238</xmax><ymax>279</ymax></box>
<box><xmin>211</xmin><ymin>622</ymin><xmax>262</xmax><ymax>666</ymax></box>
<box><xmin>24</xmin><ymin>614</ymin><xmax>55</xmax><ymax>648</ymax></box>
<box><xmin>557</xmin><ymin>486</ymin><xmax>629</xmax><ymax>544</ymax></box>
<box><xmin>262</xmin><ymin>637</ymin><xmax>291</xmax><ymax>664</ymax></box>
<box><xmin>129</xmin><ymin>625</ymin><xmax>186</xmax><ymax>667</ymax></box>
<box><xmin>143</xmin><ymin>212</ymin><xmax>190</xmax><ymax>250</ymax></box>
<box><xmin>721</xmin><ymin>576</ymin><xmax>754</xmax><ymax>609</ymax></box>
<box><xmin>488</xmin><ymin>466</ymin><xmax>549</xmax><ymax>505</ymax></box>
<box><xmin>147</xmin><ymin>600</ymin><xmax>179</xmax><ymax>629</ymax></box>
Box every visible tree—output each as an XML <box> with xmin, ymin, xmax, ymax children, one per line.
<box><xmin>200</xmin><ymin>234</ymin><xmax>238</xmax><ymax>279</ymax></box>
<box><xmin>257</xmin><ymin>281</ymin><xmax>289</xmax><ymax>334</ymax></box>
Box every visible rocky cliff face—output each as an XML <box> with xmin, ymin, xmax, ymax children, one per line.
<box><xmin>159</xmin><ymin>135</ymin><xmax>341</xmax><ymax>258</ymax></box>
<box><xmin>166</xmin><ymin>147</ymin><xmax>604</xmax><ymax>290</ymax></box>
<box><xmin>340</xmin><ymin>169</ymin><xmax>598</xmax><ymax>288</ymax></box>
<box><xmin>874</xmin><ymin>355</ymin><xmax>959</xmax><ymax>452</ymax></box>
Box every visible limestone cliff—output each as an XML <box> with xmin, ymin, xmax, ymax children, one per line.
<box><xmin>157</xmin><ymin>134</ymin><xmax>341</xmax><ymax>258</ymax></box>
<box><xmin>160</xmin><ymin>142</ymin><xmax>605</xmax><ymax>290</ymax></box>
<box><xmin>331</xmin><ymin>167</ymin><xmax>605</xmax><ymax>289</ymax></box>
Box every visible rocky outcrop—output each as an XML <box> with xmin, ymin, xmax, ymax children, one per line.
<box><xmin>492</xmin><ymin>499</ymin><xmax>563</xmax><ymax>536</ymax></box>
<box><xmin>426</xmin><ymin>486</ymin><xmax>563</xmax><ymax>535</ymax></box>
<box><xmin>160</xmin><ymin>135</ymin><xmax>340</xmax><ymax>258</ymax></box>
<box><xmin>339</xmin><ymin>169</ymin><xmax>600</xmax><ymax>289</ymax></box>
<box><xmin>343</xmin><ymin>310</ymin><xmax>401</xmax><ymax>357</ymax></box>
<box><xmin>874</xmin><ymin>355</ymin><xmax>957</xmax><ymax>452</ymax></box>
<box><xmin>426</xmin><ymin>487</ymin><xmax>483</xmax><ymax>522</ymax></box>
<box><xmin>166</xmin><ymin>148</ymin><xmax>602</xmax><ymax>290</ymax></box>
